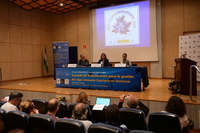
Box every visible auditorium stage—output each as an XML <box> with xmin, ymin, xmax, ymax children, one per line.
<box><xmin>0</xmin><ymin>77</ymin><xmax>200</xmax><ymax>105</ymax></box>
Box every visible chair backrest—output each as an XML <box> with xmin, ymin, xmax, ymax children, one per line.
<box><xmin>88</xmin><ymin>123</ymin><xmax>122</xmax><ymax>133</ymax></box>
<box><xmin>56</xmin><ymin>101</ymin><xmax>69</xmax><ymax>118</ymax></box>
<box><xmin>119</xmin><ymin>108</ymin><xmax>147</xmax><ymax>130</ymax></box>
<box><xmin>32</xmin><ymin>98</ymin><xmax>47</xmax><ymax>114</ymax></box>
<box><xmin>130</xmin><ymin>130</ymin><xmax>155</xmax><ymax>133</ymax></box>
<box><xmin>69</xmin><ymin>103</ymin><xmax>92</xmax><ymax>121</ymax></box>
<box><xmin>148</xmin><ymin>112</ymin><xmax>182</xmax><ymax>133</ymax></box>
<box><xmin>6</xmin><ymin>111</ymin><xmax>29</xmax><ymax>131</ymax></box>
<box><xmin>92</xmin><ymin>107</ymin><xmax>106</xmax><ymax>123</ymax></box>
<box><xmin>55</xmin><ymin>118</ymin><xmax>86</xmax><ymax>133</ymax></box>
<box><xmin>29</xmin><ymin>114</ymin><xmax>55</xmax><ymax>133</ymax></box>
<box><xmin>0</xmin><ymin>108</ymin><xmax>7</xmax><ymax>132</ymax></box>
<box><xmin>132</xmin><ymin>64</ymin><xmax>137</xmax><ymax>66</ymax></box>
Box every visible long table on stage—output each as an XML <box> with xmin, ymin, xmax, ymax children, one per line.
<box><xmin>55</xmin><ymin>67</ymin><xmax>149</xmax><ymax>92</ymax></box>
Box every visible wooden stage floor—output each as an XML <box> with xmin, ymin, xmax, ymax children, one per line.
<box><xmin>1</xmin><ymin>77</ymin><xmax>200</xmax><ymax>105</ymax></box>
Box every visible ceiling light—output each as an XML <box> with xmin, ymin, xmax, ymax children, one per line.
<box><xmin>60</xmin><ymin>3</ymin><xmax>63</xmax><ymax>6</ymax></box>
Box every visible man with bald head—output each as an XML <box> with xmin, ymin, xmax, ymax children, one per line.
<box><xmin>118</xmin><ymin>94</ymin><xmax>149</xmax><ymax>117</ymax></box>
<box><xmin>72</xmin><ymin>103</ymin><xmax>92</xmax><ymax>132</ymax></box>
<box><xmin>45</xmin><ymin>98</ymin><xmax>60</xmax><ymax>123</ymax></box>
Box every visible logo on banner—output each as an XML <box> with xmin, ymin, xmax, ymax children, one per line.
<box><xmin>65</xmin><ymin>79</ymin><xmax>69</xmax><ymax>84</ymax></box>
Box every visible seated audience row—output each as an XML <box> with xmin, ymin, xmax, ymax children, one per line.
<box><xmin>0</xmin><ymin>91</ymin><xmax>192</xmax><ymax>133</ymax></box>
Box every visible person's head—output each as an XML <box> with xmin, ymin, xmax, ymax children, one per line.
<box><xmin>9</xmin><ymin>91</ymin><xmax>23</xmax><ymax>106</ymax></box>
<box><xmin>165</xmin><ymin>96</ymin><xmax>186</xmax><ymax>117</ymax></box>
<box><xmin>76</xmin><ymin>92</ymin><xmax>88</xmax><ymax>104</ymax></box>
<box><xmin>122</xmin><ymin>53</ymin><xmax>127</xmax><ymax>60</ymax></box>
<box><xmin>80</xmin><ymin>54</ymin><xmax>85</xmax><ymax>60</ymax></box>
<box><xmin>100</xmin><ymin>53</ymin><xmax>107</xmax><ymax>60</ymax></box>
<box><xmin>72</xmin><ymin>103</ymin><xmax>88</xmax><ymax>120</ymax></box>
<box><xmin>127</xmin><ymin>94</ymin><xmax>138</xmax><ymax>108</ymax></box>
<box><xmin>47</xmin><ymin>98</ymin><xmax>60</xmax><ymax>115</ymax></box>
<box><xmin>105</xmin><ymin>104</ymin><xmax>119</xmax><ymax>123</ymax></box>
<box><xmin>19</xmin><ymin>100</ymin><xmax>35</xmax><ymax>115</ymax></box>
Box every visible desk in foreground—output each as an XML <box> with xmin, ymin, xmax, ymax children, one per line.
<box><xmin>55</xmin><ymin>67</ymin><xmax>148</xmax><ymax>92</ymax></box>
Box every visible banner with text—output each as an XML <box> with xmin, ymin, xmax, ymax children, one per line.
<box><xmin>179</xmin><ymin>34</ymin><xmax>200</xmax><ymax>81</ymax></box>
<box><xmin>55</xmin><ymin>67</ymin><xmax>142</xmax><ymax>92</ymax></box>
<box><xmin>53</xmin><ymin>42</ymin><xmax>69</xmax><ymax>68</ymax></box>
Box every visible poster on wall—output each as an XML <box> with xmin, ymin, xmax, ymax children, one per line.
<box><xmin>53</xmin><ymin>42</ymin><xmax>69</xmax><ymax>79</ymax></box>
<box><xmin>179</xmin><ymin>34</ymin><xmax>200</xmax><ymax>81</ymax></box>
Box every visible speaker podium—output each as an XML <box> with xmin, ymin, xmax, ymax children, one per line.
<box><xmin>175</xmin><ymin>58</ymin><xmax>197</xmax><ymax>95</ymax></box>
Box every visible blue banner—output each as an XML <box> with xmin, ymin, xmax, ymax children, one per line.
<box><xmin>55</xmin><ymin>67</ymin><xmax>142</xmax><ymax>92</ymax></box>
<box><xmin>53</xmin><ymin>42</ymin><xmax>69</xmax><ymax>68</ymax></box>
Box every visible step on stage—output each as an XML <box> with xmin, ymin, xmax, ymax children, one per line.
<box><xmin>0</xmin><ymin>77</ymin><xmax>200</xmax><ymax>129</ymax></box>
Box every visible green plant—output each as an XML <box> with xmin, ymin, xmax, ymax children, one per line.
<box><xmin>168</xmin><ymin>78</ymin><xmax>181</xmax><ymax>93</ymax></box>
<box><xmin>57</xmin><ymin>96</ymin><xmax>66</xmax><ymax>102</ymax></box>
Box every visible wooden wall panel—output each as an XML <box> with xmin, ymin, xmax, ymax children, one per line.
<box><xmin>162</xmin><ymin>0</ymin><xmax>184</xmax><ymax>78</ymax></box>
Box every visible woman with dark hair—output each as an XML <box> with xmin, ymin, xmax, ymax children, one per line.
<box><xmin>98</xmin><ymin>53</ymin><xmax>109</xmax><ymax>67</ymax></box>
<box><xmin>165</xmin><ymin>96</ymin><xmax>189</xmax><ymax>130</ymax></box>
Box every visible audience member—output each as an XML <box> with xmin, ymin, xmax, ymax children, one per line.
<box><xmin>121</xmin><ymin>53</ymin><xmax>132</xmax><ymax>67</ymax></box>
<box><xmin>19</xmin><ymin>100</ymin><xmax>39</xmax><ymax>115</ymax></box>
<box><xmin>1</xmin><ymin>91</ymin><xmax>23</xmax><ymax>112</ymax></box>
<box><xmin>118</xmin><ymin>94</ymin><xmax>149</xmax><ymax>117</ymax></box>
<box><xmin>165</xmin><ymin>96</ymin><xmax>189</xmax><ymax>130</ymax></box>
<box><xmin>98</xmin><ymin>53</ymin><xmax>109</xmax><ymax>67</ymax></box>
<box><xmin>72</xmin><ymin>103</ymin><xmax>92</xmax><ymax>132</ymax></box>
<box><xmin>76</xmin><ymin>92</ymin><xmax>89</xmax><ymax>104</ymax></box>
<box><xmin>45</xmin><ymin>98</ymin><xmax>60</xmax><ymax>123</ymax></box>
<box><xmin>103</xmin><ymin>104</ymin><xmax>130</xmax><ymax>133</ymax></box>
<box><xmin>78</xmin><ymin>54</ymin><xmax>89</xmax><ymax>66</ymax></box>
<box><xmin>76</xmin><ymin>92</ymin><xmax>93</xmax><ymax>110</ymax></box>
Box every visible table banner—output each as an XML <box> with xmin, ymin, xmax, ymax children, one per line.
<box><xmin>56</xmin><ymin>67</ymin><xmax>142</xmax><ymax>92</ymax></box>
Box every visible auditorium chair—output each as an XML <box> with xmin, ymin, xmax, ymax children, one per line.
<box><xmin>32</xmin><ymin>98</ymin><xmax>48</xmax><ymax>114</ymax></box>
<box><xmin>130</xmin><ymin>130</ymin><xmax>155</xmax><ymax>133</ymax></box>
<box><xmin>6</xmin><ymin>110</ymin><xmax>29</xmax><ymax>132</ymax></box>
<box><xmin>29</xmin><ymin>114</ymin><xmax>55</xmax><ymax>133</ymax></box>
<box><xmin>119</xmin><ymin>108</ymin><xmax>147</xmax><ymax>130</ymax></box>
<box><xmin>55</xmin><ymin>119</ymin><xmax>86</xmax><ymax>133</ymax></box>
<box><xmin>132</xmin><ymin>64</ymin><xmax>137</xmax><ymax>66</ymax></box>
<box><xmin>88</xmin><ymin>123</ymin><xmax>122</xmax><ymax>133</ymax></box>
<box><xmin>0</xmin><ymin>108</ymin><xmax>7</xmax><ymax>132</ymax></box>
<box><xmin>69</xmin><ymin>103</ymin><xmax>92</xmax><ymax>121</ymax></box>
<box><xmin>148</xmin><ymin>112</ymin><xmax>182</xmax><ymax>133</ymax></box>
<box><xmin>92</xmin><ymin>107</ymin><xmax>106</xmax><ymax>123</ymax></box>
<box><xmin>56</xmin><ymin>101</ymin><xmax>69</xmax><ymax>118</ymax></box>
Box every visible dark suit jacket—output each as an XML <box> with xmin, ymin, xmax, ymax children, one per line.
<box><xmin>98</xmin><ymin>59</ymin><xmax>109</xmax><ymax>67</ymax></box>
<box><xmin>118</xmin><ymin>101</ymin><xmax>149</xmax><ymax>118</ymax></box>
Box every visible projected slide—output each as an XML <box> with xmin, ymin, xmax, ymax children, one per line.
<box><xmin>105</xmin><ymin>6</ymin><xmax>139</xmax><ymax>46</ymax></box>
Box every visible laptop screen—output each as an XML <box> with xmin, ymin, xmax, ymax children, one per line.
<box><xmin>96</xmin><ymin>97</ymin><xmax>110</xmax><ymax>106</ymax></box>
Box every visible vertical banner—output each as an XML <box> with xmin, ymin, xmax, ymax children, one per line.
<box><xmin>53</xmin><ymin>42</ymin><xmax>69</xmax><ymax>79</ymax></box>
<box><xmin>179</xmin><ymin>34</ymin><xmax>200</xmax><ymax>81</ymax></box>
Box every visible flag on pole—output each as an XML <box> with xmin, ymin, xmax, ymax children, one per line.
<box><xmin>44</xmin><ymin>47</ymin><xmax>49</xmax><ymax>73</ymax></box>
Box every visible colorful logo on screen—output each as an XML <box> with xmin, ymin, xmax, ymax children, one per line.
<box><xmin>107</xmin><ymin>10</ymin><xmax>135</xmax><ymax>39</ymax></box>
